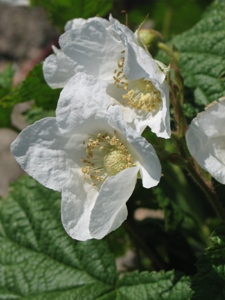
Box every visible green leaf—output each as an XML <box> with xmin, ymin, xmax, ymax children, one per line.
<box><xmin>0</xmin><ymin>64</ymin><xmax>14</xmax><ymax>92</ymax></box>
<box><xmin>0</xmin><ymin>176</ymin><xmax>192</xmax><ymax>299</ymax></box>
<box><xmin>23</xmin><ymin>106</ymin><xmax>55</xmax><ymax>125</ymax></box>
<box><xmin>0</xmin><ymin>63</ymin><xmax>61</xmax><ymax>110</ymax></box>
<box><xmin>0</xmin><ymin>176</ymin><xmax>117</xmax><ymax>299</ymax></box>
<box><xmin>174</xmin><ymin>0</ymin><xmax>225</xmax><ymax>106</ymax></box>
<box><xmin>0</xmin><ymin>65</ymin><xmax>15</xmax><ymax>127</ymax></box>
<box><xmin>30</xmin><ymin>0</ymin><xmax>113</xmax><ymax>30</ymax></box>
<box><xmin>191</xmin><ymin>222</ymin><xmax>225</xmax><ymax>300</ymax></box>
<box><xmin>117</xmin><ymin>271</ymin><xmax>192</xmax><ymax>300</ymax></box>
<box><xmin>0</xmin><ymin>106</ymin><xmax>12</xmax><ymax>128</ymax></box>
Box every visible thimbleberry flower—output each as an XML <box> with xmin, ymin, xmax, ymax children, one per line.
<box><xmin>186</xmin><ymin>98</ymin><xmax>225</xmax><ymax>184</ymax></box>
<box><xmin>11</xmin><ymin>73</ymin><xmax>161</xmax><ymax>240</ymax></box>
<box><xmin>43</xmin><ymin>16</ymin><xmax>170</xmax><ymax>138</ymax></box>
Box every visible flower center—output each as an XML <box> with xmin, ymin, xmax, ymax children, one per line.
<box><xmin>81</xmin><ymin>131</ymin><xmax>136</xmax><ymax>185</ymax></box>
<box><xmin>113</xmin><ymin>52</ymin><xmax>162</xmax><ymax>114</ymax></box>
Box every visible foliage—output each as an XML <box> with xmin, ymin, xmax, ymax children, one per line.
<box><xmin>0</xmin><ymin>64</ymin><xmax>15</xmax><ymax>127</ymax></box>
<box><xmin>30</xmin><ymin>0</ymin><xmax>113</xmax><ymax>31</ymax></box>
<box><xmin>174</xmin><ymin>0</ymin><xmax>225</xmax><ymax>108</ymax></box>
<box><xmin>191</xmin><ymin>223</ymin><xmax>225</xmax><ymax>299</ymax></box>
<box><xmin>0</xmin><ymin>177</ymin><xmax>192</xmax><ymax>299</ymax></box>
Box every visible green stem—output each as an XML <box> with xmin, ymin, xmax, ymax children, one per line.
<box><xmin>169</xmin><ymin>82</ymin><xmax>187</xmax><ymax>138</ymax></box>
<box><xmin>162</xmin><ymin>6</ymin><xmax>172</xmax><ymax>38</ymax></box>
<box><xmin>157</xmin><ymin>42</ymin><xmax>178</xmax><ymax>63</ymax></box>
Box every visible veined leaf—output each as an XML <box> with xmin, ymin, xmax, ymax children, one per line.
<box><xmin>174</xmin><ymin>0</ymin><xmax>225</xmax><ymax>106</ymax></box>
<box><xmin>0</xmin><ymin>176</ymin><xmax>192</xmax><ymax>299</ymax></box>
<box><xmin>191</xmin><ymin>222</ymin><xmax>225</xmax><ymax>300</ymax></box>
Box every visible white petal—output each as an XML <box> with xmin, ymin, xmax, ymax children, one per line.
<box><xmin>108</xmin><ymin>106</ymin><xmax>162</xmax><ymax>188</ymax></box>
<box><xmin>65</xmin><ymin>17</ymin><xmax>109</xmax><ymax>31</ymax></box>
<box><xmin>64</xmin><ymin>18</ymin><xmax>87</xmax><ymax>31</ymax></box>
<box><xmin>10</xmin><ymin>118</ymin><xmax>76</xmax><ymax>191</ymax></box>
<box><xmin>90</xmin><ymin>167</ymin><xmax>138</xmax><ymax>239</ymax></box>
<box><xmin>186</xmin><ymin>100</ymin><xmax>225</xmax><ymax>184</ymax></box>
<box><xmin>59</xmin><ymin>20</ymin><xmax>124</xmax><ymax>82</ymax></box>
<box><xmin>43</xmin><ymin>46</ymin><xmax>76</xmax><ymax>89</ymax></box>
<box><xmin>61</xmin><ymin>169</ymin><xmax>98</xmax><ymax>241</ymax></box>
<box><xmin>108</xmin><ymin>16</ymin><xmax>165</xmax><ymax>83</ymax></box>
<box><xmin>56</xmin><ymin>73</ymin><xmax>113</xmax><ymax>135</ymax></box>
<box><xmin>194</xmin><ymin>100</ymin><xmax>225</xmax><ymax>138</ymax></box>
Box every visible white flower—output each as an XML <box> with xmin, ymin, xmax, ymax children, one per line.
<box><xmin>186</xmin><ymin>98</ymin><xmax>225</xmax><ymax>184</ymax></box>
<box><xmin>43</xmin><ymin>15</ymin><xmax>170</xmax><ymax>138</ymax></box>
<box><xmin>11</xmin><ymin>73</ymin><xmax>162</xmax><ymax>241</ymax></box>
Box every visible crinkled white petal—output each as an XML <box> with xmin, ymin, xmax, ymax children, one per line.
<box><xmin>145</xmin><ymin>80</ymin><xmax>171</xmax><ymax>138</ymax></box>
<box><xmin>59</xmin><ymin>20</ymin><xmax>124</xmax><ymax>82</ymax></box>
<box><xmin>56</xmin><ymin>73</ymin><xmax>114</xmax><ymax>135</ymax></box>
<box><xmin>65</xmin><ymin>17</ymin><xmax>110</xmax><ymax>31</ymax></box>
<box><xmin>61</xmin><ymin>169</ymin><xmax>98</xmax><ymax>241</ymax></box>
<box><xmin>108</xmin><ymin>15</ymin><xmax>165</xmax><ymax>83</ymax></box>
<box><xmin>90</xmin><ymin>167</ymin><xmax>138</xmax><ymax>239</ymax></box>
<box><xmin>10</xmin><ymin>118</ymin><xmax>76</xmax><ymax>192</ymax></box>
<box><xmin>43</xmin><ymin>46</ymin><xmax>76</xmax><ymax>89</ymax></box>
<box><xmin>107</xmin><ymin>106</ymin><xmax>162</xmax><ymax>188</ymax></box>
<box><xmin>186</xmin><ymin>99</ymin><xmax>225</xmax><ymax>184</ymax></box>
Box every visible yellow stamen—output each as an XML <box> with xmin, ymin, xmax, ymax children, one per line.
<box><xmin>113</xmin><ymin>52</ymin><xmax>162</xmax><ymax>114</ymax></box>
<box><xmin>81</xmin><ymin>131</ymin><xmax>136</xmax><ymax>184</ymax></box>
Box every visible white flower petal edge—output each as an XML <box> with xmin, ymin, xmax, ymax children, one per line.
<box><xmin>64</xmin><ymin>16</ymin><xmax>110</xmax><ymax>31</ymax></box>
<box><xmin>89</xmin><ymin>167</ymin><xmax>138</xmax><ymax>239</ymax></box>
<box><xmin>146</xmin><ymin>80</ymin><xmax>171</xmax><ymax>138</ymax></box>
<box><xmin>43</xmin><ymin>16</ymin><xmax>171</xmax><ymax>138</ymax></box>
<box><xmin>10</xmin><ymin>118</ymin><xmax>75</xmax><ymax>192</ymax></box>
<box><xmin>56</xmin><ymin>72</ymin><xmax>114</xmax><ymax>135</ymax></box>
<box><xmin>185</xmin><ymin>98</ymin><xmax>225</xmax><ymax>184</ymax></box>
<box><xmin>43</xmin><ymin>46</ymin><xmax>76</xmax><ymax>89</ymax></box>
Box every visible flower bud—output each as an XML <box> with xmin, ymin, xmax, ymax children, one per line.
<box><xmin>136</xmin><ymin>28</ymin><xmax>162</xmax><ymax>56</ymax></box>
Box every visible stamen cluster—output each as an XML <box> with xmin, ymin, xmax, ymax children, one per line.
<box><xmin>122</xmin><ymin>80</ymin><xmax>162</xmax><ymax>113</ymax></box>
<box><xmin>81</xmin><ymin>131</ymin><xmax>136</xmax><ymax>185</ymax></box>
<box><xmin>113</xmin><ymin>53</ymin><xmax>162</xmax><ymax>113</ymax></box>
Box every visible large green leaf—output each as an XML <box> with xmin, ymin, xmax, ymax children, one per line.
<box><xmin>118</xmin><ymin>271</ymin><xmax>192</xmax><ymax>300</ymax></box>
<box><xmin>191</xmin><ymin>222</ymin><xmax>225</xmax><ymax>300</ymax></box>
<box><xmin>0</xmin><ymin>176</ymin><xmax>117</xmax><ymax>299</ymax></box>
<box><xmin>0</xmin><ymin>176</ymin><xmax>192</xmax><ymax>299</ymax></box>
<box><xmin>174</xmin><ymin>0</ymin><xmax>225</xmax><ymax>106</ymax></box>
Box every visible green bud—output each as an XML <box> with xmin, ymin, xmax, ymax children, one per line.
<box><xmin>137</xmin><ymin>28</ymin><xmax>162</xmax><ymax>56</ymax></box>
